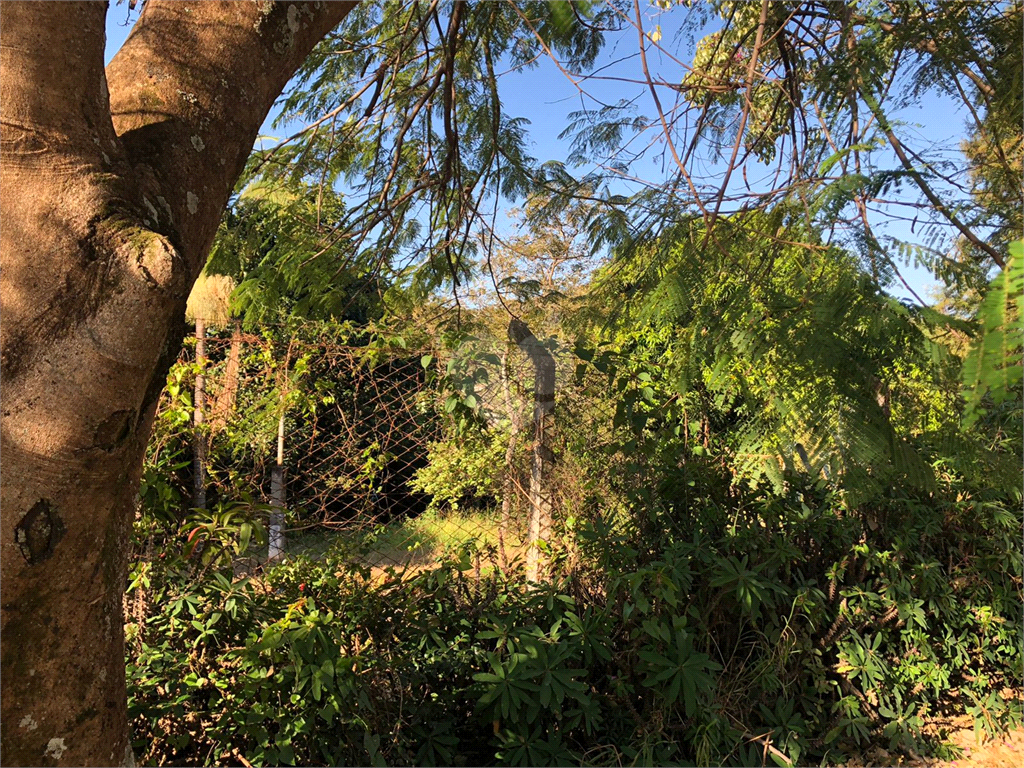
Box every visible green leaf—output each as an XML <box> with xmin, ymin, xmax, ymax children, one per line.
<box><xmin>238</xmin><ymin>522</ymin><xmax>252</xmax><ymax>554</ymax></box>
<box><xmin>311</xmin><ymin>674</ymin><xmax>322</xmax><ymax>702</ymax></box>
<box><xmin>816</xmin><ymin>142</ymin><xmax>877</xmax><ymax>176</ymax></box>
<box><xmin>962</xmin><ymin>240</ymin><xmax>1023</xmax><ymax>426</ymax></box>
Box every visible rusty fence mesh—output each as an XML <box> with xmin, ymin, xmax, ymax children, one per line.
<box><xmin>141</xmin><ymin>319</ymin><xmax>618</xmax><ymax>581</ymax></box>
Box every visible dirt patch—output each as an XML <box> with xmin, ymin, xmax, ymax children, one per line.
<box><xmin>361</xmin><ymin>542</ymin><xmax>532</xmax><ymax>583</ymax></box>
<box><xmin>909</xmin><ymin>717</ymin><xmax>1024</xmax><ymax>768</ymax></box>
<box><xmin>844</xmin><ymin>716</ymin><xmax>1023</xmax><ymax>767</ymax></box>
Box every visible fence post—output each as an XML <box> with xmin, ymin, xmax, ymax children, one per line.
<box><xmin>268</xmin><ymin>339</ymin><xmax>294</xmax><ymax>563</ymax></box>
<box><xmin>193</xmin><ymin>317</ymin><xmax>207</xmax><ymax>510</ymax></box>
<box><xmin>508</xmin><ymin>318</ymin><xmax>555</xmax><ymax>583</ymax></box>
<box><xmin>269</xmin><ymin>467</ymin><xmax>286</xmax><ymax>561</ymax></box>
<box><xmin>498</xmin><ymin>347</ymin><xmax>522</xmax><ymax>570</ymax></box>
<box><xmin>268</xmin><ymin>411</ymin><xmax>287</xmax><ymax>561</ymax></box>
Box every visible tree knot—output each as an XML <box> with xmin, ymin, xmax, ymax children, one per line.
<box><xmin>14</xmin><ymin>500</ymin><xmax>65</xmax><ymax>565</ymax></box>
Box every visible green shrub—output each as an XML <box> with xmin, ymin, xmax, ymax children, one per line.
<box><xmin>411</xmin><ymin>429</ymin><xmax>511</xmax><ymax>513</ymax></box>
<box><xmin>127</xmin><ymin>467</ymin><xmax>1021</xmax><ymax>766</ymax></box>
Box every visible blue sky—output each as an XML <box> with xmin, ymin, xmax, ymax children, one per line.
<box><xmin>103</xmin><ymin>1</ymin><xmax>977</xmax><ymax>303</ymax></box>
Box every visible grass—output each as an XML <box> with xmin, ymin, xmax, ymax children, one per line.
<box><xmin>283</xmin><ymin>506</ymin><xmax>524</xmax><ymax>574</ymax></box>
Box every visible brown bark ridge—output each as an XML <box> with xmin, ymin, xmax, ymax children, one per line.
<box><xmin>0</xmin><ymin>2</ymin><xmax>354</xmax><ymax>765</ymax></box>
<box><xmin>508</xmin><ymin>318</ymin><xmax>556</xmax><ymax>583</ymax></box>
<box><xmin>211</xmin><ymin>319</ymin><xmax>243</xmax><ymax>429</ymax></box>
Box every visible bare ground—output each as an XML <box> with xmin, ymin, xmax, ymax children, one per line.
<box><xmin>844</xmin><ymin>716</ymin><xmax>1023</xmax><ymax>768</ymax></box>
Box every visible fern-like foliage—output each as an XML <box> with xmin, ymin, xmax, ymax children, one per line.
<box><xmin>582</xmin><ymin>210</ymin><xmax>972</xmax><ymax>505</ymax></box>
<box><xmin>962</xmin><ymin>240</ymin><xmax>1023</xmax><ymax>427</ymax></box>
<box><xmin>206</xmin><ymin>179</ymin><xmax>385</xmax><ymax>328</ymax></box>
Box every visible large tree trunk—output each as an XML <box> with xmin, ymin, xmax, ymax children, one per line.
<box><xmin>508</xmin><ymin>319</ymin><xmax>556</xmax><ymax>583</ymax></box>
<box><xmin>0</xmin><ymin>3</ymin><xmax>353</xmax><ymax>765</ymax></box>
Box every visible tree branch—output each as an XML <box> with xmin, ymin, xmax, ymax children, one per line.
<box><xmin>106</xmin><ymin>1</ymin><xmax>356</xmax><ymax>277</ymax></box>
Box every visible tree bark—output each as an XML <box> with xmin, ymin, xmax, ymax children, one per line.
<box><xmin>0</xmin><ymin>3</ymin><xmax>354</xmax><ymax>765</ymax></box>
<box><xmin>508</xmin><ymin>319</ymin><xmax>556</xmax><ymax>583</ymax></box>
<box><xmin>211</xmin><ymin>319</ymin><xmax>243</xmax><ymax>429</ymax></box>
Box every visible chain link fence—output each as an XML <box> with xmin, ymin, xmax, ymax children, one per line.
<box><xmin>142</xmin><ymin>318</ymin><xmax>617</xmax><ymax>583</ymax></box>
